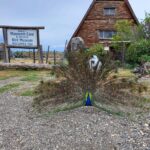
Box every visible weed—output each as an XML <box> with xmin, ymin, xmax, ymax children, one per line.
<box><xmin>143</xmin><ymin>98</ymin><xmax>150</xmax><ymax>103</ymax></box>
<box><xmin>0</xmin><ymin>83</ymin><xmax>20</xmax><ymax>94</ymax></box>
<box><xmin>0</xmin><ymin>70</ymin><xmax>20</xmax><ymax>80</ymax></box>
<box><xmin>0</xmin><ymin>77</ymin><xmax>9</xmax><ymax>80</ymax></box>
<box><xmin>0</xmin><ymin>69</ymin><xmax>50</xmax><ymax>81</ymax></box>
<box><xmin>21</xmin><ymin>73</ymin><xmax>40</xmax><ymax>82</ymax></box>
<box><xmin>20</xmin><ymin>90</ymin><xmax>36</xmax><ymax>96</ymax></box>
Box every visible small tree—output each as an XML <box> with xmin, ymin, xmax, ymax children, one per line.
<box><xmin>141</xmin><ymin>12</ymin><xmax>150</xmax><ymax>40</ymax></box>
<box><xmin>86</xmin><ymin>44</ymin><xmax>107</xmax><ymax>62</ymax></box>
<box><xmin>112</xmin><ymin>20</ymin><xmax>134</xmax><ymax>63</ymax></box>
<box><xmin>126</xmin><ymin>39</ymin><xmax>150</xmax><ymax>64</ymax></box>
<box><xmin>113</xmin><ymin>20</ymin><xmax>133</xmax><ymax>42</ymax></box>
<box><xmin>125</xmin><ymin>13</ymin><xmax>150</xmax><ymax>64</ymax></box>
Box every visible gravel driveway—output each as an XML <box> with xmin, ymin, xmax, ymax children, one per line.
<box><xmin>0</xmin><ymin>78</ymin><xmax>150</xmax><ymax>150</ymax></box>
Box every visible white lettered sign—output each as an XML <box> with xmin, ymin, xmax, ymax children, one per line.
<box><xmin>7</xmin><ymin>29</ymin><xmax>38</xmax><ymax>47</ymax></box>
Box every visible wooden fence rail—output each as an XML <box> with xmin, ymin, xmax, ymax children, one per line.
<box><xmin>0</xmin><ymin>63</ymin><xmax>59</xmax><ymax>70</ymax></box>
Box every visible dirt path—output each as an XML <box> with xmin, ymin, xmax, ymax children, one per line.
<box><xmin>0</xmin><ymin>98</ymin><xmax>150</xmax><ymax>150</ymax></box>
<box><xmin>0</xmin><ymin>77</ymin><xmax>150</xmax><ymax>150</ymax></box>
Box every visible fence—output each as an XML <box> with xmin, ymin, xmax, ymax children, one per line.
<box><xmin>0</xmin><ymin>44</ymin><xmax>4</xmax><ymax>60</ymax></box>
<box><xmin>1</xmin><ymin>49</ymin><xmax>64</xmax><ymax>64</ymax></box>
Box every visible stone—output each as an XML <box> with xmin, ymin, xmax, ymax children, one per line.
<box><xmin>144</xmin><ymin>62</ymin><xmax>150</xmax><ymax>73</ymax></box>
<box><xmin>70</xmin><ymin>37</ymin><xmax>85</xmax><ymax>51</ymax></box>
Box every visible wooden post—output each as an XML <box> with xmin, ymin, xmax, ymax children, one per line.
<box><xmin>46</xmin><ymin>46</ymin><xmax>50</xmax><ymax>64</ymax></box>
<box><xmin>29</xmin><ymin>50</ymin><xmax>30</xmax><ymax>58</ymax></box>
<box><xmin>122</xmin><ymin>42</ymin><xmax>126</xmax><ymax>64</ymax></box>
<box><xmin>2</xmin><ymin>28</ymin><xmax>9</xmax><ymax>63</ymax></box>
<box><xmin>64</xmin><ymin>40</ymin><xmax>68</xmax><ymax>58</ymax></box>
<box><xmin>37</xmin><ymin>30</ymin><xmax>43</xmax><ymax>64</ymax></box>
<box><xmin>54</xmin><ymin>50</ymin><xmax>56</xmax><ymax>65</ymax></box>
<box><xmin>33</xmin><ymin>49</ymin><xmax>36</xmax><ymax>63</ymax></box>
<box><xmin>64</xmin><ymin>40</ymin><xmax>68</xmax><ymax>51</ymax></box>
<box><xmin>8</xmin><ymin>48</ymin><xmax>11</xmax><ymax>63</ymax></box>
<box><xmin>39</xmin><ymin>45</ymin><xmax>43</xmax><ymax>63</ymax></box>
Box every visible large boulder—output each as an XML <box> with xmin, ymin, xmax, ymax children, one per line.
<box><xmin>144</xmin><ymin>62</ymin><xmax>150</xmax><ymax>73</ymax></box>
<box><xmin>133</xmin><ymin>62</ymin><xmax>150</xmax><ymax>75</ymax></box>
<box><xmin>70</xmin><ymin>37</ymin><xmax>85</xmax><ymax>51</ymax></box>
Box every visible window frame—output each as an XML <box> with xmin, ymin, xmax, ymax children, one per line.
<box><xmin>103</xmin><ymin>7</ymin><xmax>116</xmax><ymax>16</ymax></box>
<box><xmin>99</xmin><ymin>30</ymin><xmax>116</xmax><ymax>40</ymax></box>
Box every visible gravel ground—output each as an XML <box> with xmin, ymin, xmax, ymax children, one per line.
<box><xmin>0</xmin><ymin>78</ymin><xmax>150</xmax><ymax>150</ymax></box>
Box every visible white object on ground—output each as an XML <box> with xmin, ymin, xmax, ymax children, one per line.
<box><xmin>89</xmin><ymin>55</ymin><xmax>102</xmax><ymax>72</ymax></box>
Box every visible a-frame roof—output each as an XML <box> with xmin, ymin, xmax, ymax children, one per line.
<box><xmin>71</xmin><ymin>0</ymin><xmax>139</xmax><ymax>38</ymax></box>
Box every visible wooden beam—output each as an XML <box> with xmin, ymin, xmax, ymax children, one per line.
<box><xmin>6</xmin><ymin>45</ymin><xmax>38</xmax><ymax>49</ymax></box>
<box><xmin>0</xmin><ymin>25</ymin><xmax>45</xmax><ymax>30</ymax></box>
<box><xmin>0</xmin><ymin>63</ymin><xmax>57</xmax><ymax>70</ymax></box>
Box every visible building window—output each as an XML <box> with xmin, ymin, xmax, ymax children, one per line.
<box><xmin>104</xmin><ymin>8</ymin><xmax>116</xmax><ymax>16</ymax></box>
<box><xmin>99</xmin><ymin>31</ymin><xmax>116</xmax><ymax>39</ymax></box>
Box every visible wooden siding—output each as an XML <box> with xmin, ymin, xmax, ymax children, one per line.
<box><xmin>72</xmin><ymin>0</ymin><xmax>138</xmax><ymax>48</ymax></box>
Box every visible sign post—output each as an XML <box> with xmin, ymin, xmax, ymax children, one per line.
<box><xmin>0</xmin><ymin>25</ymin><xmax>45</xmax><ymax>63</ymax></box>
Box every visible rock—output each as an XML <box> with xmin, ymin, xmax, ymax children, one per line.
<box><xmin>144</xmin><ymin>62</ymin><xmax>150</xmax><ymax>73</ymax></box>
<box><xmin>70</xmin><ymin>37</ymin><xmax>85</xmax><ymax>51</ymax></box>
<box><xmin>133</xmin><ymin>62</ymin><xmax>150</xmax><ymax>75</ymax></box>
<box><xmin>144</xmin><ymin>123</ymin><xmax>149</xmax><ymax>127</ymax></box>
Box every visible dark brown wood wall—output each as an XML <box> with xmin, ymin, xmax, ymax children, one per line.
<box><xmin>74</xmin><ymin>0</ymin><xmax>137</xmax><ymax>48</ymax></box>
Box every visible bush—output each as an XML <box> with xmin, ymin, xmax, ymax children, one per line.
<box><xmin>139</xmin><ymin>55</ymin><xmax>150</xmax><ymax>62</ymax></box>
<box><xmin>87</xmin><ymin>44</ymin><xmax>106</xmax><ymax>58</ymax></box>
<box><xmin>126</xmin><ymin>39</ymin><xmax>150</xmax><ymax>64</ymax></box>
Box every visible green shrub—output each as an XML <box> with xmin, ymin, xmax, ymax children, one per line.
<box><xmin>139</xmin><ymin>55</ymin><xmax>150</xmax><ymax>62</ymax></box>
<box><xmin>126</xmin><ymin>39</ymin><xmax>150</xmax><ymax>64</ymax></box>
<box><xmin>87</xmin><ymin>44</ymin><xmax>106</xmax><ymax>58</ymax></box>
<box><xmin>21</xmin><ymin>90</ymin><xmax>35</xmax><ymax>96</ymax></box>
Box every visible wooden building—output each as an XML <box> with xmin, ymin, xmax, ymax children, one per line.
<box><xmin>69</xmin><ymin>0</ymin><xmax>139</xmax><ymax>48</ymax></box>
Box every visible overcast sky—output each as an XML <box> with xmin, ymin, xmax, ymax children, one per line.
<box><xmin>0</xmin><ymin>0</ymin><xmax>149</xmax><ymax>51</ymax></box>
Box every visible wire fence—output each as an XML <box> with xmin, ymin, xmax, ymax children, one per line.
<box><xmin>0</xmin><ymin>48</ymin><xmax>64</xmax><ymax>64</ymax></box>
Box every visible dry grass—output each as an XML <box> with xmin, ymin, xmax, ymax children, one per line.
<box><xmin>11</xmin><ymin>58</ymin><xmax>38</xmax><ymax>64</ymax></box>
<box><xmin>0</xmin><ymin>69</ymin><xmax>51</xmax><ymax>81</ymax></box>
<box><xmin>0</xmin><ymin>70</ymin><xmax>22</xmax><ymax>80</ymax></box>
<box><xmin>117</xmin><ymin>68</ymin><xmax>135</xmax><ymax>77</ymax></box>
<box><xmin>6</xmin><ymin>56</ymin><xmax>64</xmax><ymax>64</ymax></box>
